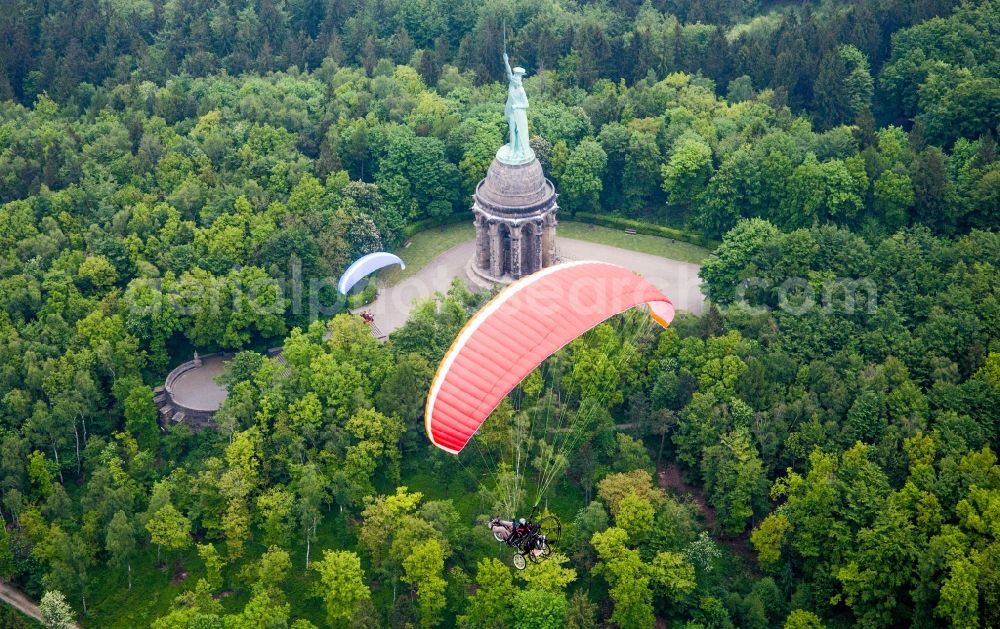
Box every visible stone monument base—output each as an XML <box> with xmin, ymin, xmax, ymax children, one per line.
<box><xmin>465</xmin><ymin>252</ymin><xmax>567</xmax><ymax>292</ymax></box>
<box><xmin>495</xmin><ymin>143</ymin><xmax>536</xmax><ymax>166</ymax></box>
<box><xmin>465</xmin><ymin>256</ymin><xmax>514</xmax><ymax>291</ymax></box>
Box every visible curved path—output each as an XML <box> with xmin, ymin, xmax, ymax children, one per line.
<box><xmin>0</xmin><ymin>581</ymin><xmax>80</xmax><ymax>627</ymax></box>
<box><xmin>362</xmin><ymin>237</ymin><xmax>705</xmax><ymax>335</ymax></box>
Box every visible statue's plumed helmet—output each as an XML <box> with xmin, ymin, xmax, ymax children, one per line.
<box><xmin>513</xmin><ymin>66</ymin><xmax>527</xmax><ymax>76</ymax></box>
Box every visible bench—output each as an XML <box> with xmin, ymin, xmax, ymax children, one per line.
<box><xmin>624</xmin><ymin>228</ymin><xmax>637</xmax><ymax>235</ymax></box>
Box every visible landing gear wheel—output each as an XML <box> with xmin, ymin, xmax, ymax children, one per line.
<box><xmin>512</xmin><ymin>554</ymin><xmax>526</xmax><ymax>570</ymax></box>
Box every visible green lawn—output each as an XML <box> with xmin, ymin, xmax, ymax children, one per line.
<box><xmin>381</xmin><ymin>222</ymin><xmax>476</xmax><ymax>287</ymax></box>
<box><xmin>559</xmin><ymin>221</ymin><xmax>711</xmax><ymax>264</ymax></box>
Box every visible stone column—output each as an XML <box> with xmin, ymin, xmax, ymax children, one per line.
<box><xmin>474</xmin><ymin>211</ymin><xmax>490</xmax><ymax>270</ymax></box>
<box><xmin>542</xmin><ymin>210</ymin><xmax>558</xmax><ymax>267</ymax></box>
<box><xmin>489</xmin><ymin>221</ymin><xmax>503</xmax><ymax>278</ymax></box>
<box><xmin>532</xmin><ymin>221</ymin><xmax>543</xmax><ymax>274</ymax></box>
<box><xmin>510</xmin><ymin>223</ymin><xmax>523</xmax><ymax>278</ymax></box>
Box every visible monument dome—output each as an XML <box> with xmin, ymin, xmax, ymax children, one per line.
<box><xmin>474</xmin><ymin>158</ymin><xmax>556</xmax><ymax>215</ymax></box>
<box><xmin>470</xmin><ymin>52</ymin><xmax>558</xmax><ymax>282</ymax></box>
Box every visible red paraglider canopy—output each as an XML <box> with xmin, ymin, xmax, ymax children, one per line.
<box><xmin>425</xmin><ymin>260</ymin><xmax>675</xmax><ymax>454</ymax></box>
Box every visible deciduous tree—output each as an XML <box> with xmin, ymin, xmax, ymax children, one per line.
<box><xmin>293</xmin><ymin>462</ymin><xmax>325</xmax><ymax>569</ymax></box>
<box><xmin>459</xmin><ymin>558</ymin><xmax>512</xmax><ymax>629</ymax></box>
<box><xmin>402</xmin><ymin>538</ymin><xmax>447</xmax><ymax>628</ymax></box>
<box><xmin>311</xmin><ymin>550</ymin><xmax>371</xmax><ymax>628</ymax></box>
<box><xmin>512</xmin><ymin>588</ymin><xmax>567</xmax><ymax>629</ymax></box>
<box><xmin>106</xmin><ymin>511</ymin><xmax>137</xmax><ymax>591</ymax></box>
<box><xmin>560</xmin><ymin>139</ymin><xmax>607</xmax><ymax>214</ymax></box>
<box><xmin>145</xmin><ymin>502</ymin><xmax>191</xmax><ymax>565</ymax></box>
<box><xmin>39</xmin><ymin>590</ymin><xmax>76</xmax><ymax>628</ymax></box>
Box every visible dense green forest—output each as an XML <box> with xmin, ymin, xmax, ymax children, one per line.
<box><xmin>1</xmin><ymin>0</ymin><xmax>999</xmax><ymax>627</ymax></box>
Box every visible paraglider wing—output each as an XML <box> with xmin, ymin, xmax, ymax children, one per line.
<box><xmin>425</xmin><ymin>260</ymin><xmax>675</xmax><ymax>454</ymax></box>
<box><xmin>337</xmin><ymin>252</ymin><xmax>406</xmax><ymax>295</ymax></box>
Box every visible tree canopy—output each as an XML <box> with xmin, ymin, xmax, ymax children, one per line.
<box><xmin>0</xmin><ymin>0</ymin><xmax>998</xmax><ymax>626</ymax></box>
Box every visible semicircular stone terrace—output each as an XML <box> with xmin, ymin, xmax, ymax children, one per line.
<box><xmin>155</xmin><ymin>353</ymin><xmax>231</xmax><ymax>431</ymax></box>
<box><xmin>155</xmin><ymin>349</ymin><xmax>283</xmax><ymax>431</ymax></box>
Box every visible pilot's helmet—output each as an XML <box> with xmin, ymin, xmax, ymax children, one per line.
<box><xmin>518</xmin><ymin>518</ymin><xmax>526</xmax><ymax>526</ymax></box>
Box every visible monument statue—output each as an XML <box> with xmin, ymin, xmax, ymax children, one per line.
<box><xmin>468</xmin><ymin>44</ymin><xmax>557</xmax><ymax>284</ymax></box>
<box><xmin>500</xmin><ymin>52</ymin><xmax>534</xmax><ymax>165</ymax></box>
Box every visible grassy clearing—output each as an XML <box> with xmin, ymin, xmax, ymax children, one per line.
<box><xmin>381</xmin><ymin>222</ymin><xmax>476</xmax><ymax>286</ymax></box>
<box><xmin>86</xmin><ymin>545</ymin><xmax>204</xmax><ymax>628</ymax></box>
<box><xmin>559</xmin><ymin>221</ymin><xmax>711</xmax><ymax>264</ymax></box>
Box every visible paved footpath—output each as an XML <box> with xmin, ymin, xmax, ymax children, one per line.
<box><xmin>0</xmin><ymin>580</ymin><xmax>81</xmax><ymax>627</ymax></box>
<box><xmin>361</xmin><ymin>237</ymin><xmax>705</xmax><ymax>335</ymax></box>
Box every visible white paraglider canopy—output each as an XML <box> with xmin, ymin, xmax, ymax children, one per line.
<box><xmin>337</xmin><ymin>252</ymin><xmax>405</xmax><ymax>295</ymax></box>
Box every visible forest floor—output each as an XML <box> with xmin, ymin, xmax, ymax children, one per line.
<box><xmin>657</xmin><ymin>463</ymin><xmax>754</xmax><ymax>561</ymax></box>
<box><xmin>658</xmin><ymin>463</ymin><xmax>718</xmax><ymax>530</ymax></box>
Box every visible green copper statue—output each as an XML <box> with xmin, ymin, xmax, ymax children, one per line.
<box><xmin>500</xmin><ymin>52</ymin><xmax>534</xmax><ymax>165</ymax></box>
